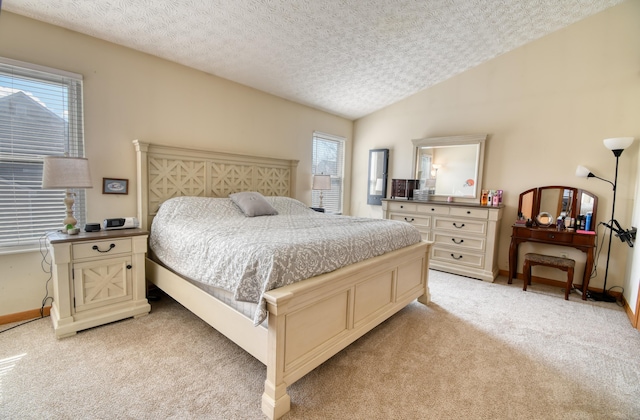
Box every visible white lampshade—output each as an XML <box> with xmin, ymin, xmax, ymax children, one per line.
<box><xmin>42</xmin><ymin>156</ymin><xmax>93</xmax><ymax>189</ymax></box>
<box><xmin>575</xmin><ymin>165</ymin><xmax>592</xmax><ymax>178</ymax></box>
<box><xmin>603</xmin><ymin>137</ymin><xmax>634</xmax><ymax>151</ymax></box>
<box><xmin>312</xmin><ymin>174</ymin><xmax>331</xmax><ymax>190</ymax></box>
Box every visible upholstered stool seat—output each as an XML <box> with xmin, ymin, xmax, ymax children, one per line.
<box><xmin>523</xmin><ymin>253</ymin><xmax>575</xmax><ymax>300</ymax></box>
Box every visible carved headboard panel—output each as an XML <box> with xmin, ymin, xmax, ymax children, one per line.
<box><xmin>133</xmin><ymin>140</ymin><xmax>299</xmax><ymax>230</ymax></box>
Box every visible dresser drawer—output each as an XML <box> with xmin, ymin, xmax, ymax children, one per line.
<box><xmin>387</xmin><ymin>202</ymin><xmax>417</xmax><ymax>213</ymax></box>
<box><xmin>450</xmin><ymin>207</ymin><xmax>489</xmax><ymax>219</ymax></box>
<box><xmin>389</xmin><ymin>213</ymin><xmax>431</xmax><ymax>229</ymax></box>
<box><xmin>416</xmin><ymin>204</ymin><xmax>450</xmax><ymax>215</ymax></box>
<box><xmin>433</xmin><ymin>232</ymin><xmax>485</xmax><ymax>251</ymax></box>
<box><xmin>431</xmin><ymin>247</ymin><xmax>484</xmax><ymax>269</ymax></box>
<box><xmin>433</xmin><ymin>217</ymin><xmax>487</xmax><ymax>235</ymax></box>
<box><xmin>72</xmin><ymin>238</ymin><xmax>132</xmax><ymax>260</ymax></box>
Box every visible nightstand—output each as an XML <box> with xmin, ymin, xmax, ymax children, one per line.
<box><xmin>47</xmin><ymin>228</ymin><xmax>151</xmax><ymax>338</ymax></box>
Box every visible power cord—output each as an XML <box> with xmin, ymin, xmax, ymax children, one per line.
<box><xmin>0</xmin><ymin>231</ymin><xmax>57</xmax><ymax>334</ymax></box>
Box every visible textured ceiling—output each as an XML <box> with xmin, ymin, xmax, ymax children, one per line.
<box><xmin>2</xmin><ymin>0</ymin><xmax>624</xmax><ymax>120</ymax></box>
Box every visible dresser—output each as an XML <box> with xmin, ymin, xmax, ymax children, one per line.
<box><xmin>382</xmin><ymin>199</ymin><xmax>503</xmax><ymax>282</ymax></box>
<box><xmin>47</xmin><ymin>228</ymin><xmax>151</xmax><ymax>338</ymax></box>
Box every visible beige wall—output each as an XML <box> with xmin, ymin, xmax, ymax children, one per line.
<box><xmin>0</xmin><ymin>12</ymin><xmax>352</xmax><ymax>316</ymax></box>
<box><xmin>352</xmin><ymin>1</ymin><xmax>640</xmax><ymax>301</ymax></box>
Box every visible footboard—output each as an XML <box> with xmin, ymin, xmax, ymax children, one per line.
<box><xmin>261</xmin><ymin>241</ymin><xmax>431</xmax><ymax>419</ymax></box>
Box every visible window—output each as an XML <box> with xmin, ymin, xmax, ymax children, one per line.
<box><xmin>312</xmin><ymin>131</ymin><xmax>345</xmax><ymax>214</ymax></box>
<box><xmin>0</xmin><ymin>57</ymin><xmax>85</xmax><ymax>252</ymax></box>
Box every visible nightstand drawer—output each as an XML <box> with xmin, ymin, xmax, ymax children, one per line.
<box><xmin>73</xmin><ymin>238</ymin><xmax>132</xmax><ymax>260</ymax></box>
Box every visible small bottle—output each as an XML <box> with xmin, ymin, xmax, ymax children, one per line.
<box><xmin>492</xmin><ymin>194</ymin><xmax>499</xmax><ymax>206</ymax></box>
<box><xmin>481</xmin><ymin>190</ymin><xmax>488</xmax><ymax>206</ymax></box>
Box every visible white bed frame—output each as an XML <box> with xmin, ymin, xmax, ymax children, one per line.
<box><xmin>133</xmin><ymin>140</ymin><xmax>431</xmax><ymax>419</ymax></box>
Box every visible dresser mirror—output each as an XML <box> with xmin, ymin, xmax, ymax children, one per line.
<box><xmin>517</xmin><ymin>185</ymin><xmax>597</xmax><ymax>227</ymax></box>
<box><xmin>412</xmin><ymin>134</ymin><xmax>486</xmax><ymax>200</ymax></box>
<box><xmin>367</xmin><ymin>148</ymin><xmax>389</xmax><ymax>205</ymax></box>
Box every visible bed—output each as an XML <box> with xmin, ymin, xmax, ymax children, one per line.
<box><xmin>133</xmin><ymin>140</ymin><xmax>431</xmax><ymax>419</ymax></box>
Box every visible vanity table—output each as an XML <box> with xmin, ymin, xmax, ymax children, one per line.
<box><xmin>508</xmin><ymin>186</ymin><xmax>598</xmax><ymax>299</ymax></box>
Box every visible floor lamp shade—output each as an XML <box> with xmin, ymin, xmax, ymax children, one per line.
<box><xmin>41</xmin><ymin>156</ymin><xmax>93</xmax><ymax>231</ymax></box>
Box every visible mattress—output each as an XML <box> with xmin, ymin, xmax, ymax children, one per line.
<box><xmin>150</xmin><ymin>196</ymin><xmax>422</xmax><ymax>325</ymax></box>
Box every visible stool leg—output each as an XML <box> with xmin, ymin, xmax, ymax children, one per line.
<box><xmin>565</xmin><ymin>266</ymin><xmax>574</xmax><ymax>300</ymax></box>
<box><xmin>523</xmin><ymin>260</ymin><xmax>531</xmax><ymax>291</ymax></box>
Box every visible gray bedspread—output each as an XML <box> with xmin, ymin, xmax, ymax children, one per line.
<box><xmin>150</xmin><ymin>196</ymin><xmax>422</xmax><ymax>325</ymax></box>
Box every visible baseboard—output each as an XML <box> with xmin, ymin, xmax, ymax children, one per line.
<box><xmin>0</xmin><ymin>306</ymin><xmax>51</xmax><ymax>325</ymax></box>
<box><xmin>496</xmin><ymin>269</ymin><xmax>621</xmax><ymax>298</ymax></box>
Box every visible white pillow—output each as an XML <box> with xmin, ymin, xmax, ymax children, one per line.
<box><xmin>229</xmin><ymin>192</ymin><xmax>278</xmax><ymax>217</ymax></box>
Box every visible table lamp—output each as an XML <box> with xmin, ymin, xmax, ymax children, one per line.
<box><xmin>312</xmin><ymin>174</ymin><xmax>331</xmax><ymax>208</ymax></box>
<box><xmin>41</xmin><ymin>156</ymin><xmax>93</xmax><ymax>233</ymax></box>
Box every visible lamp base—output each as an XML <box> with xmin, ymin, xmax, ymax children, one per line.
<box><xmin>587</xmin><ymin>290</ymin><xmax>617</xmax><ymax>303</ymax></box>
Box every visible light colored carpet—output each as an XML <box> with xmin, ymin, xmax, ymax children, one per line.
<box><xmin>1</xmin><ymin>270</ymin><xmax>639</xmax><ymax>419</ymax></box>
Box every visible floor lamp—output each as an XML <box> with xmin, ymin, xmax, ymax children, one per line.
<box><xmin>576</xmin><ymin>137</ymin><xmax>635</xmax><ymax>302</ymax></box>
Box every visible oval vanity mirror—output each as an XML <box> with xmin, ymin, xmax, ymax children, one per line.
<box><xmin>412</xmin><ymin>134</ymin><xmax>486</xmax><ymax>200</ymax></box>
<box><xmin>535</xmin><ymin>212</ymin><xmax>554</xmax><ymax>227</ymax></box>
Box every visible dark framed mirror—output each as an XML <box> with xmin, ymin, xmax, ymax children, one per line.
<box><xmin>517</xmin><ymin>185</ymin><xmax>598</xmax><ymax>229</ymax></box>
<box><xmin>367</xmin><ymin>149</ymin><xmax>389</xmax><ymax>205</ymax></box>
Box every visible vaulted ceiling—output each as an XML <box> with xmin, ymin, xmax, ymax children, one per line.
<box><xmin>2</xmin><ymin>0</ymin><xmax>624</xmax><ymax>120</ymax></box>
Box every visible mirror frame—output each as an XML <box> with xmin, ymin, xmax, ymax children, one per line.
<box><xmin>367</xmin><ymin>148</ymin><xmax>389</xmax><ymax>206</ymax></box>
<box><xmin>411</xmin><ymin>134</ymin><xmax>487</xmax><ymax>202</ymax></box>
<box><xmin>517</xmin><ymin>185</ymin><xmax>598</xmax><ymax>228</ymax></box>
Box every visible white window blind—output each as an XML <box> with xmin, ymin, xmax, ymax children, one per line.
<box><xmin>312</xmin><ymin>131</ymin><xmax>345</xmax><ymax>214</ymax></box>
<box><xmin>0</xmin><ymin>57</ymin><xmax>86</xmax><ymax>251</ymax></box>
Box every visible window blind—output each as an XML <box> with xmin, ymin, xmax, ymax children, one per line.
<box><xmin>312</xmin><ymin>131</ymin><xmax>345</xmax><ymax>214</ymax></box>
<box><xmin>0</xmin><ymin>57</ymin><xmax>86</xmax><ymax>251</ymax></box>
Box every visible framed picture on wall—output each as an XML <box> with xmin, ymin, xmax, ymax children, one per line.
<box><xmin>102</xmin><ymin>178</ymin><xmax>128</xmax><ymax>195</ymax></box>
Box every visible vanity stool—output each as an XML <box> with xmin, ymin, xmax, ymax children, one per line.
<box><xmin>523</xmin><ymin>253</ymin><xmax>575</xmax><ymax>300</ymax></box>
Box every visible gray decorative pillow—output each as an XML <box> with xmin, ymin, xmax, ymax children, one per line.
<box><xmin>229</xmin><ymin>192</ymin><xmax>278</xmax><ymax>217</ymax></box>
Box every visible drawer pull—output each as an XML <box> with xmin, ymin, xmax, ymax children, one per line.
<box><xmin>466</xmin><ymin>211</ymin><xmax>471</xmax><ymax>214</ymax></box>
<box><xmin>453</xmin><ymin>223</ymin><xmax>465</xmax><ymax>228</ymax></box>
<box><xmin>452</xmin><ymin>238</ymin><xmax>464</xmax><ymax>244</ymax></box>
<box><xmin>92</xmin><ymin>243</ymin><xmax>116</xmax><ymax>253</ymax></box>
<box><xmin>404</xmin><ymin>217</ymin><xmax>415</xmax><ymax>222</ymax></box>
<box><xmin>127</xmin><ymin>264</ymin><xmax>132</xmax><ymax>269</ymax></box>
<box><xmin>430</xmin><ymin>208</ymin><xmax>436</xmax><ymax>211</ymax></box>
<box><xmin>400</xmin><ymin>205</ymin><xmax>404</xmax><ymax>208</ymax></box>
<box><xmin>450</xmin><ymin>253</ymin><xmax>463</xmax><ymax>260</ymax></box>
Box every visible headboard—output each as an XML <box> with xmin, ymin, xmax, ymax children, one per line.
<box><xmin>133</xmin><ymin>140</ymin><xmax>299</xmax><ymax>231</ymax></box>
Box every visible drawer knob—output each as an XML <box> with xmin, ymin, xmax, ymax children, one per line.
<box><xmin>450</xmin><ymin>254</ymin><xmax>463</xmax><ymax>260</ymax></box>
<box><xmin>467</xmin><ymin>211</ymin><xmax>471</xmax><ymax>214</ymax></box>
<box><xmin>404</xmin><ymin>217</ymin><xmax>415</xmax><ymax>222</ymax></box>
<box><xmin>92</xmin><ymin>243</ymin><xmax>116</xmax><ymax>253</ymax></box>
<box><xmin>400</xmin><ymin>205</ymin><xmax>404</xmax><ymax>208</ymax></box>
<box><xmin>453</xmin><ymin>223</ymin><xmax>465</xmax><ymax>228</ymax></box>
<box><xmin>452</xmin><ymin>238</ymin><xmax>464</xmax><ymax>244</ymax></box>
<box><xmin>127</xmin><ymin>264</ymin><xmax>132</xmax><ymax>270</ymax></box>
